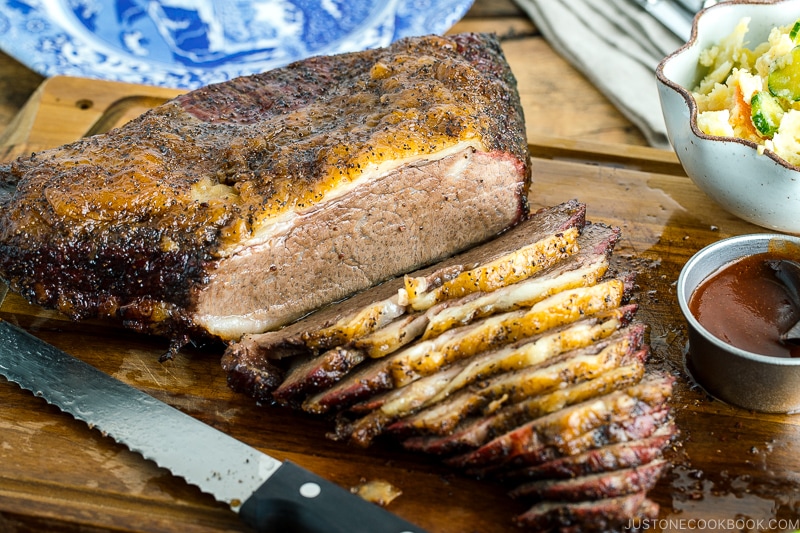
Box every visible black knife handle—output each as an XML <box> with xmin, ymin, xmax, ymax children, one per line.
<box><xmin>239</xmin><ymin>461</ymin><xmax>428</xmax><ymax>533</ymax></box>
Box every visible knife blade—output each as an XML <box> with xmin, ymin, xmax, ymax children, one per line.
<box><xmin>0</xmin><ymin>320</ymin><xmax>428</xmax><ymax>533</ymax></box>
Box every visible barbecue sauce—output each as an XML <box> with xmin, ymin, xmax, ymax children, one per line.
<box><xmin>689</xmin><ymin>251</ymin><xmax>800</xmax><ymax>358</ymax></box>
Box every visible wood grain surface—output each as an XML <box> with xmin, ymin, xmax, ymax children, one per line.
<box><xmin>2</xmin><ymin>2</ymin><xmax>799</xmax><ymax>533</ymax></box>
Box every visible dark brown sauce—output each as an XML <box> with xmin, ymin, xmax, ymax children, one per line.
<box><xmin>689</xmin><ymin>251</ymin><xmax>800</xmax><ymax>358</ymax></box>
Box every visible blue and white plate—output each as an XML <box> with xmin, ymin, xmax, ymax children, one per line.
<box><xmin>0</xmin><ymin>0</ymin><xmax>474</xmax><ymax>89</ymax></box>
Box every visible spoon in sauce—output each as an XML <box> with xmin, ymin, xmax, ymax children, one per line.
<box><xmin>767</xmin><ymin>259</ymin><xmax>800</xmax><ymax>342</ymax></box>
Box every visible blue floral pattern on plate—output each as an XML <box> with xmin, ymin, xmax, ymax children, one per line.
<box><xmin>0</xmin><ymin>0</ymin><xmax>474</xmax><ymax>89</ymax></box>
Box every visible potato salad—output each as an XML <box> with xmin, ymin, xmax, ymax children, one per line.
<box><xmin>693</xmin><ymin>17</ymin><xmax>800</xmax><ymax>166</ymax></box>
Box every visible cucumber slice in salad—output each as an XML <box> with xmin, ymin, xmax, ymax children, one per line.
<box><xmin>768</xmin><ymin>45</ymin><xmax>800</xmax><ymax>101</ymax></box>
<box><xmin>791</xmin><ymin>20</ymin><xmax>800</xmax><ymax>42</ymax></box>
<box><xmin>751</xmin><ymin>90</ymin><xmax>785</xmax><ymax>136</ymax></box>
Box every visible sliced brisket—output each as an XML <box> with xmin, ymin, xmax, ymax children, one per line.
<box><xmin>218</xmin><ymin>202</ymin><xmax>675</xmax><ymax>531</ymax></box>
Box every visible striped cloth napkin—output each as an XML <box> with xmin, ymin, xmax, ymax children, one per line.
<box><xmin>512</xmin><ymin>0</ymin><xmax>685</xmax><ymax>150</ymax></box>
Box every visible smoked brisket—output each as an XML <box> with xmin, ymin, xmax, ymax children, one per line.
<box><xmin>0</xmin><ymin>33</ymin><xmax>529</xmax><ymax>345</ymax></box>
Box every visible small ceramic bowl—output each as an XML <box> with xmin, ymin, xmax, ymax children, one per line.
<box><xmin>656</xmin><ymin>0</ymin><xmax>800</xmax><ymax>234</ymax></box>
<box><xmin>678</xmin><ymin>233</ymin><xmax>800</xmax><ymax>413</ymax></box>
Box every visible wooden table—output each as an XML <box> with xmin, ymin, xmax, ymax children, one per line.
<box><xmin>2</xmin><ymin>1</ymin><xmax>799</xmax><ymax>532</ymax></box>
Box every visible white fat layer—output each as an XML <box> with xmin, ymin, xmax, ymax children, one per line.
<box><xmin>194</xmin><ymin>311</ymin><xmax>290</xmax><ymax>340</ymax></box>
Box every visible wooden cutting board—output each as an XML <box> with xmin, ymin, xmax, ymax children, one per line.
<box><xmin>1</xmin><ymin>76</ymin><xmax>799</xmax><ymax>533</ymax></box>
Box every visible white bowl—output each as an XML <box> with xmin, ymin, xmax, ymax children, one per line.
<box><xmin>656</xmin><ymin>0</ymin><xmax>800</xmax><ymax>234</ymax></box>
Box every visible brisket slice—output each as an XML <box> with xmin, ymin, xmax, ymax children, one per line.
<box><xmin>508</xmin><ymin>458</ymin><xmax>669</xmax><ymax>501</ymax></box>
<box><xmin>513</xmin><ymin>491</ymin><xmax>660</xmax><ymax>531</ymax></box>
<box><xmin>0</xmin><ymin>33</ymin><xmax>528</xmax><ymax>345</ymax></box>
<box><xmin>500</xmin><ymin>422</ymin><xmax>676</xmax><ymax>482</ymax></box>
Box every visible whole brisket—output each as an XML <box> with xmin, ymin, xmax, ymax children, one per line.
<box><xmin>0</xmin><ymin>33</ymin><xmax>529</xmax><ymax>346</ymax></box>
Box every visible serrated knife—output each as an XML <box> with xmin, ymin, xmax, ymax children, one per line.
<box><xmin>0</xmin><ymin>319</ymin><xmax>428</xmax><ymax>533</ymax></box>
